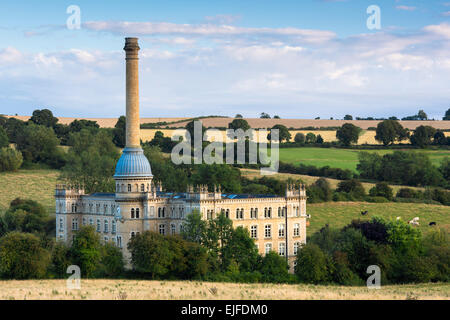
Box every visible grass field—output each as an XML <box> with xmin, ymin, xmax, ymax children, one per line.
<box><xmin>0</xmin><ymin>169</ymin><xmax>59</xmax><ymax>213</ymax></box>
<box><xmin>0</xmin><ymin>279</ymin><xmax>447</xmax><ymax>300</ymax></box>
<box><xmin>278</xmin><ymin>147</ymin><xmax>450</xmax><ymax>172</ymax></box>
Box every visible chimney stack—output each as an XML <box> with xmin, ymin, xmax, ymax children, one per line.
<box><xmin>124</xmin><ymin>37</ymin><xmax>140</xmax><ymax>148</ymax></box>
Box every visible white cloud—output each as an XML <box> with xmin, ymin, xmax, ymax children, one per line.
<box><xmin>396</xmin><ymin>5</ymin><xmax>417</xmax><ymax>11</ymax></box>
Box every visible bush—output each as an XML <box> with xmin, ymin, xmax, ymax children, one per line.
<box><xmin>99</xmin><ymin>242</ymin><xmax>124</xmax><ymax>277</ymax></box>
<box><xmin>336</xmin><ymin>179</ymin><xmax>366</xmax><ymax>199</ymax></box>
<box><xmin>0</xmin><ymin>147</ymin><xmax>23</xmax><ymax>172</ymax></box>
<box><xmin>294</xmin><ymin>133</ymin><xmax>305</xmax><ymax>144</ymax></box>
<box><xmin>259</xmin><ymin>251</ymin><xmax>290</xmax><ymax>283</ymax></box>
<box><xmin>0</xmin><ymin>232</ymin><xmax>50</xmax><ymax>279</ymax></box>
<box><xmin>369</xmin><ymin>182</ymin><xmax>393</xmax><ymax>200</ymax></box>
<box><xmin>69</xmin><ymin>226</ymin><xmax>102</xmax><ymax>278</ymax></box>
<box><xmin>0</xmin><ymin>126</ymin><xmax>9</xmax><ymax>148</ymax></box>
<box><xmin>295</xmin><ymin>244</ymin><xmax>329</xmax><ymax>284</ymax></box>
<box><xmin>49</xmin><ymin>241</ymin><xmax>72</xmax><ymax>278</ymax></box>
<box><xmin>396</xmin><ymin>188</ymin><xmax>417</xmax><ymax>199</ymax></box>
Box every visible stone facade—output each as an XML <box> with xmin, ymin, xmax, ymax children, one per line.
<box><xmin>55</xmin><ymin>37</ymin><xmax>308</xmax><ymax>272</ymax></box>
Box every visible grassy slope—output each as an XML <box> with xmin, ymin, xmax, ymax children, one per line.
<box><xmin>278</xmin><ymin>147</ymin><xmax>450</xmax><ymax>172</ymax></box>
<box><xmin>0</xmin><ymin>279</ymin><xmax>447</xmax><ymax>300</ymax></box>
<box><xmin>0</xmin><ymin>169</ymin><xmax>59</xmax><ymax>213</ymax></box>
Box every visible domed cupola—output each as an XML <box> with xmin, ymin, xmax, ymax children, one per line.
<box><xmin>114</xmin><ymin>147</ymin><xmax>152</xmax><ymax>178</ymax></box>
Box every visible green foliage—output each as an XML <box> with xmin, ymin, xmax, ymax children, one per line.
<box><xmin>146</xmin><ymin>131</ymin><xmax>177</xmax><ymax>153</ymax></box>
<box><xmin>294</xmin><ymin>132</ymin><xmax>305</xmax><ymax>144</ymax></box>
<box><xmin>61</xmin><ymin>129</ymin><xmax>120</xmax><ymax>193</ymax></box>
<box><xmin>30</xmin><ymin>109</ymin><xmax>58</xmax><ymax>128</ymax></box>
<box><xmin>0</xmin><ymin>126</ymin><xmax>8</xmax><ymax>148</ymax></box>
<box><xmin>49</xmin><ymin>241</ymin><xmax>71</xmax><ymax>278</ymax></box>
<box><xmin>0</xmin><ymin>147</ymin><xmax>23</xmax><ymax>172</ymax></box>
<box><xmin>112</xmin><ymin>116</ymin><xmax>126</xmax><ymax>148</ymax></box>
<box><xmin>444</xmin><ymin>108</ymin><xmax>450</xmax><ymax>120</ymax></box>
<box><xmin>410</xmin><ymin>125</ymin><xmax>436</xmax><ymax>148</ymax></box>
<box><xmin>268</xmin><ymin>124</ymin><xmax>291</xmax><ymax>142</ymax></box>
<box><xmin>369</xmin><ymin>182</ymin><xmax>393</xmax><ymax>200</ymax></box>
<box><xmin>228</xmin><ymin>118</ymin><xmax>251</xmax><ymax>132</ymax></box>
<box><xmin>305</xmin><ymin>132</ymin><xmax>316</xmax><ymax>144</ymax></box>
<box><xmin>15</xmin><ymin>123</ymin><xmax>65</xmax><ymax>168</ymax></box>
<box><xmin>1</xmin><ymin>117</ymin><xmax>26</xmax><ymax>144</ymax></box>
<box><xmin>0</xmin><ymin>232</ymin><xmax>50</xmax><ymax>279</ymax></box>
<box><xmin>336</xmin><ymin>123</ymin><xmax>361</xmax><ymax>146</ymax></box>
<box><xmin>384</xmin><ymin>219</ymin><xmax>422</xmax><ymax>255</ymax></box>
<box><xmin>99</xmin><ymin>242</ymin><xmax>124</xmax><ymax>277</ymax></box>
<box><xmin>69</xmin><ymin>226</ymin><xmax>102</xmax><ymax>278</ymax></box>
<box><xmin>336</xmin><ymin>179</ymin><xmax>366</xmax><ymax>198</ymax></box>
<box><xmin>331</xmin><ymin>251</ymin><xmax>362</xmax><ymax>285</ymax></box>
<box><xmin>260</xmin><ymin>112</ymin><xmax>271</xmax><ymax>119</ymax></box>
<box><xmin>295</xmin><ymin>243</ymin><xmax>329</xmax><ymax>284</ymax></box>
<box><xmin>375</xmin><ymin>120</ymin><xmax>409</xmax><ymax>146</ymax></box>
<box><xmin>181</xmin><ymin>210</ymin><xmax>207</xmax><ymax>244</ymax></box>
<box><xmin>259</xmin><ymin>251</ymin><xmax>289</xmax><ymax>283</ymax></box>
<box><xmin>223</xmin><ymin>226</ymin><xmax>260</xmax><ymax>273</ymax></box>
<box><xmin>191</xmin><ymin>164</ymin><xmax>242</xmax><ymax>193</ymax></box>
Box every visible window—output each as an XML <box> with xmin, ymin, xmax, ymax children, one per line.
<box><xmin>293</xmin><ymin>223</ymin><xmax>300</xmax><ymax>237</ymax></box>
<box><xmin>264</xmin><ymin>207</ymin><xmax>272</xmax><ymax>218</ymax></box>
<box><xmin>117</xmin><ymin>236</ymin><xmax>122</xmax><ymax>248</ymax></box>
<box><xmin>131</xmin><ymin>231</ymin><xmax>136</xmax><ymax>238</ymax></box>
<box><xmin>159</xmin><ymin>224</ymin><xmax>166</xmax><ymax>235</ymax></box>
<box><xmin>82</xmin><ymin>218</ymin><xmax>86</xmax><ymax>226</ymax></box>
<box><xmin>171</xmin><ymin>224</ymin><xmax>176</xmax><ymax>235</ymax></box>
<box><xmin>104</xmin><ymin>220</ymin><xmax>108</xmax><ymax>233</ymax></box>
<box><xmin>235</xmin><ymin>208</ymin><xmax>240</xmax><ymax>219</ymax></box>
<box><xmin>278</xmin><ymin>224</ymin><xmax>285</xmax><ymax>237</ymax></box>
<box><xmin>72</xmin><ymin>218</ymin><xmax>78</xmax><ymax>231</ymax></box>
<box><xmin>279</xmin><ymin>242</ymin><xmax>286</xmax><ymax>256</ymax></box>
<box><xmin>251</xmin><ymin>208</ymin><xmax>258</xmax><ymax>219</ymax></box>
<box><xmin>265</xmin><ymin>243</ymin><xmax>272</xmax><ymax>254</ymax></box>
<box><xmin>264</xmin><ymin>224</ymin><xmax>272</xmax><ymax>238</ymax></box>
<box><xmin>128</xmin><ymin>184</ymin><xmax>131</xmax><ymax>192</ymax></box>
<box><xmin>141</xmin><ymin>184</ymin><xmax>145</xmax><ymax>192</ymax></box>
<box><xmin>59</xmin><ymin>218</ymin><xmax>63</xmax><ymax>231</ymax></box>
<box><xmin>112</xmin><ymin>220</ymin><xmax>116</xmax><ymax>234</ymax></box>
<box><xmin>131</xmin><ymin>208</ymin><xmax>135</xmax><ymax>219</ymax></box>
<box><xmin>225</xmin><ymin>209</ymin><xmax>229</xmax><ymax>218</ymax></box>
<box><xmin>240</xmin><ymin>209</ymin><xmax>244</xmax><ymax>219</ymax></box>
<box><xmin>158</xmin><ymin>207</ymin><xmax>165</xmax><ymax>218</ymax></box>
<box><xmin>278</xmin><ymin>206</ymin><xmax>285</xmax><ymax>218</ymax></box>
<box><xmin>96</xmin><ymin>219</ymin><xmax>101</xmax><ymax>232</ymax></box>
<box><xmin>207</xmin><ymin>210</ymin><xmax>213</xmax><ymax>220</ymax></box>
<box><xmin>89</xmin><ymin>218</ymin><xmax>93</xmax><ymax>225</ymax></box>
<box><xmin>294</xmin><ymin>242</ymin><xmax>300</xmax><ymax>255</ymax></box>
<box><xmin>71</xmin><ymin>203</ymin><xmax>77</xmax><ymax>213</ymax></box>
<box><xmin>135</xmin><ymin>208</ymin><xmax>140</xmax><ymax>219</ymax></box>
<box><xmin>250</xmin><ymin>225</ymin><xmax>257</xmax><ymax>239</ymax></box>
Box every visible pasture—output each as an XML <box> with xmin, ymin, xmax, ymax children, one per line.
<box><xmin>0</xmin><ymin>279</ymin><xmax>447</xmax><ymax>300</ymax></box>
<box><xmin>278</xmin><ymin>147</ymin><xmax>450</xmax><ymax>172</ymax></box>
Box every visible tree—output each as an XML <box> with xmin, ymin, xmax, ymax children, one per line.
<box><xmin>443</xmin><ymin>108</ymin><xmax>450</xmax><ymax>120</ymax></box>
<box><xmin>267</xmin><ymin>124</ymin><xmax>291</xmax><ymax>142</ymax></box>
<box><xmin>30</xmin><ymin>109</ymin><xmax>58</xmax><ymax>128</ymax></box>
<box><xmin>0</xmin><ymin>232</ymin><xmax>50</xmax><ymax>279</ymax></box>
<box><xmin>1</xmin><ymin>198</ymin><xmax>50</xmax><ymax>236</ymax></box>
<box><xmin>294</xmin><ymin>133</ymin><xmax>305</xmax><ymax>144</ymax></box>
<box><xmin>344</xmin><ymin>114</ymin><xmax>353</xmax><ymax>120</ymax></box>
<box><xmin>336</xmin><ymin>123</ymin><xmax>361</xmax><ymax>146</ymax></box>
<box><xmin>49</xmin><ymin>241</ymin><xmax>71</xmax><ymax>278</ymax></box>
<box><xmin>295</xmin><ymin>243</ymin><xmax>329</xmax><ymax>284</ymax></box>
<box><xmin>70</xmin><ymin>225</ymin><xmax>102</xmax><ymax>278</ymax></box>
<box><xmin>433</xmin><ymin>131</ymin><xmax>447</xmax><ymax>146</ymax></box>
<box><xmin>2</xmin><ymin>117</ymin><xmax>26</xmax><ymax>143</ymax></box>
<box><xmin>128</xmin><ymin>231</ymin><xmax>175</xmax><ymax>278</ymax></box>
<box><xmin>259</xmin><ymin>251</ymin><xmax>289</xmax><ymax>283</ymax></box>
<box><xmin>223</xmin><ymin>226</ymin><xmax>260</xmax><ymax>272</ymax></box>
<box><xmin>15</xmin><ymin>123</ymin><xmax>65</xmax><ymax>168</ymax></box>
<box><xmin>228</xmin><ymin>118</ymin><xmax>251</xmax><ymax>132</ymax></box>
<box><xmin>316</xmin><ymin>134</ymin><xmax>324</xmax><ymax>144</ymax></box>
<box><xmin>181</xmin><ymin>210</ymin><xmax>207</xmax><ymax>244</ymax></box>
<box><xmin>336</xmin><ymin>179</ymin><xmax>366</xmax><ymax>198</ymax></box>
<box><xmin>0</xmin><ymin>147</ymin><xmax>23</xmax><ymax>172</ymax></box>
<box><xmin>305</xmin><ymin>132</ymin><xmax>316</xmax><ymax>144</ymax></box>
<box><xmin>207</xmin><ymin>213</ymin><xmax>234</xmax><ymax>270</ymax></box>
<box><xmin>410</xmin><ymin>125</ymin><xmax>436</xmax><ymax>148</ymax></box>
<box><xmin>99</xmin><ymin>242</ymin><xmax>124</xmax><ymax>277</ymax></box>
<box><xmin>273</xmin><ymin>115</ymin><xmax>280</xmax><ymax>119</ymax></box>
<box><xmin>369</xmin><ymin>182</ymin><xmax>393</xmax><ymax>200</ymax></box>
<box><xmin>0</xmin><ymin>126</ymin><xmax>8</xmax><ymax>148</ymax></box>
<box><xmin>235</xmin><ymin>114</ymin><xmax>243</xmax><ymax>118</ymax></box>
<box><xmin>61</xmin><ymin>129</ymin><xmax>120</xmax><ymax>193</ymax></box>
<box><xmin>375</xmin><ymin>120</ymin><xmax>409</xmax><ymax>146</ymax></box>
<box><xmin>112</xmin><ymin>116</ymin><xmax>126</xmax><ymax>148</ymax></box>
<box><xmin>417</xmin><ymin>109</ymin><xmax>428</xmax><ymax>120</ymax></box>
<box><xmin>260</xmin><ymin>112</ymin><xmax>271</xmax><ymax>119</ymax></box>
<box><xmin>190</xmin><ymin>164</ymin><xmax>242</xmax><ymax>194</ymax></box>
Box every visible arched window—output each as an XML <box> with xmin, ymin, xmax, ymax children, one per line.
<box><xmin>104</xmin><ymin>220</ymin><xmax>108</xmax><ymax>233</ymax></box>
<box><xmin>135</xmin><ymin>208</ymin><xmax>140</xmax><ymax>219</ymax></box>
<box><xmin>158</xmin><ymin>207</ymin><xmax>161</xmax><ymax>218</ymax></box>
<box><xmin>235</xmin><ymin>208</ymin><xmax>240</xmax><ymax>219</ymax></box>
<box><xmin>131</xmin><ymin>208</ymin><xmax>135</xmax><ymax>219</ymax></box>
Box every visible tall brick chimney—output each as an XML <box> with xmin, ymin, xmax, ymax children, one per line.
<box><xmin>124</xmin><ymin>37</ymin><xmax>140</xmax><ymax>148</ymax></box>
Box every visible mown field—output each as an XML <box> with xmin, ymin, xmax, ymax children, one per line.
<box><xmin>0</xmin><ymin>169</ymin><xmax>59</xmax><ymax>213</ymax></box>
<box><xmin>278</xmin><ymin>147</ymin><xmax>450</xmax><ymax>172</ymax></box>
<box><xmin>0</xmin><ymin>279</ymin><xmax>447</xmax><ymax>300</ymax></box>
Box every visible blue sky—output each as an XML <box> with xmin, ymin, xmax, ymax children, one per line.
<box><xmin>0</xmin><ymin>0</ymin><xmax>449</xmax><ymax>119</ymax></box>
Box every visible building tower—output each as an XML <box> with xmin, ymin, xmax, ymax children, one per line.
<box><xmin>114</xmin><ymin>38</ymin><xmax>153</xmax><ymax>250</ymax></box>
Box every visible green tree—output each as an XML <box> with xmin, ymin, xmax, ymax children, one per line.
<box><xmin>0</xmin><ymin>147</ymin><xmax>23</xmax><ymax>172</ymax></box>
<box><xmin>223</xmin><ymin>226</ymin><xmax>260</xmax><ymax>272</ymax></box>
<box><xmin>30</xmin><ymin>109</ymin><xmax>58</xmax><ymax>127</ymax></box>
<box><xmin>443</xmin><ymin>108</ymin><xmax>450</xmax><ymax>120</ymax></box>
<box><xmin>316</xmin><ymin>134</ymin><xmax>324</xmax><ymax>144</ymax></box>
<box><xmin>336</xmin><ymin>179</ymin><xmax>366</xmax><ymax>198</ymax></box>
<box><xmin>295</xmin><ymin>243</ymin><xmax>329</xmax><ymax>284</ymax></box>
<box><xmin>344</xmin><ymin>114</ymin><xmax>353</xmax><ymax>120</ymax></box>
<box><xmin>357</xmin><ymin>151</ymin><xmax>382</xmax><ymax>179</ymax></box>
<box><xmin>417</xmin><ymin>109</ymin><xmax>428</xmax><ymax>120</ymax></box>
<box><xmin>128</xmin><ymin>231</ymin><xmax>174</xmax><ymax>278</ymax></box>
<box><xmin>260</xmin><ymin>112</ymin><xmax>271</xmax><ymax>119</ymax></box>
<box><xmin>336</xmin><ymin>123</ymin><xmax>361</xmax><ymax>146</ymax></box>
<box><xmin>267</xmin><ymin>124</ymin><xmax>291</xmax><ymax>142</ymax></box>
<box><xmin>410</xmin><ymin>125</ymin><xmax>436</xmax><ymax>148</ymax></box>
<box><xmin>375</xmin><ymin>120</ymin><xmax>409</xmax><ymax>146</ymax></box>
<box><xmin>191</xmin><ymin>164</ymin><xmax>242</xmax><ymax>193</ymax></box>
<box><xmin>228</xmin><ymin>118</ymin><xmax>251</xmax><ymax>132</ymax></box>
<box><xmin>3</xmin><ymin>117</ymin><xmax>26</xmax><ymax>143</ymax></box>
<box><xmin>112</xmin><ymin>116</ymin><xmax>126</xmax><ymax>148</ymax></box>
<box><xmin>294</xmin><ymin>132</ymin><xmax>305</xmax><ymax>144</ymax></box>
<box><xmin>99</xmin><ymin>242</ymin><xmax>124</xmax><ymax>277</ymax></box>
<box><xmin>433</xmin><ymin>131</ymin><xmax>447</xmax><ymax>145</ymax></box>
<box><xmin>61</xmin><ymin>129</ymin><xmax>120</xmax><ymax>193</ymax></box>
<box><xmin>305</xmin><ymin>132</ymin><xmax>316</xmax><ymax>144</ymax></box>
<box><xmin>259</xmin><ymin>251</ymin><xmax>289</xmax><ymax>283</ymax></box>
<box><xmin>369</xmin><ymin>182</ymin><xmax>393</xmax><ymax>200</ymax></box>
<box><xmin>181</xmin><ymin>210</ymin><xmax>207</xmax><ymax>244</ymax></box>
<box><xmin>0</xmin><ymin>232</ymin><xmax>50</xmax><ymax>279</ymax></box>
<box><xmin>207</xmin><ymin>213</ymin><xmax>234</xmax><ymax>270</ymax></box>
<box><xmin>1</xmin><ymin>198</ymin><xmax>50</xmax><ymax>236</ymax></box>
<box><xmin>70</xmin><ymin>225</ymin><xmax>102</xmax><ymax>278</ymax></box>
<box><xmin>235</xmin><ymin>114</ymin><xmax>243</xmax><ymax>118</ymax></box>
<box><xmin>15</xmin><ymin>123</ymin><xmax>65</xmax><ymax>168</ymax></box>
<box><xmin>49</xmin><ymin>241</ymin><xmax>71</xmax><ymax>278</ymax></box>
<box><xmin>0</xmin><ymin>126</ymin><xmax>8</xmax><ymax>148</ymax></box>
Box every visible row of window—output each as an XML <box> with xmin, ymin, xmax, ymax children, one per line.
<box><xmin>65</xmin><ymin>218</ymin><xmax>117</xmax><ymax>234</ymax></box>
<box><xmin>116</xmin><ymin>183</ymin><xmax>151</xmax><ymax>193</ymax></box>
<box><xmin>253</xmin><ymin>223</ymin><xmax>300</xmax><ymax>239</ymax></box>
<box><xmin>207</xmin><ymin>206</ymin><xmax>302</xmax><ymax>220</ymax></box>
<box><xmin>63</xmin><ymin>203</ymin><xmax>117</xmax><ymax>215</ymax></box>
<box><xmin>264</xmin><ymin>241</ymin><xmax>302</xmax><ymax>256</ymax></box>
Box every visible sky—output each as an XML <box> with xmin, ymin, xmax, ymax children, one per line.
<box><xmin>0</xmin><ymin>0</ymin><xmax>449</xmax><ymax>119</ymax></box>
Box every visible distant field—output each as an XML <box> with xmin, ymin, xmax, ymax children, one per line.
<box><xmin>0</xmin><ymin>169</ymin><xmax>59</xmax><ymax>213</ymax></box>
<box><xmin>278</xmin><ymin>148</ymin><xmax>450</xmax><ymax>172</ymax></box>
<box><xmin>307</xmin><ymin>202</ymin><xmax>449</xmax><ymax>235</ymax></box>
<box><xmin>0</xmin><ymin>279</ymin><xmax>447</xmax><ymax>300</ymax></box>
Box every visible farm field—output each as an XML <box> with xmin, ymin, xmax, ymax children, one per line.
<box><xmin>278</xmin><ymin>147</ymin><xmax>450</xmax><ymax>172</ymax></box>
<box><xmin>307</xmin><ymin>202</ymin><xmax>449</xmax><ymax>235</ymax></box>
<box><xmin>0</xmin><ymin>279</ymin><xmax>447</xmax><ymax>300</ymax></box>
<box><xmin>0</xmin><ymin>169</ymin><xmax>59</xmax><ymax>213</ymax></box>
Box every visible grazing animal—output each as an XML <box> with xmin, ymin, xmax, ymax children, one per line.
<box><xmin>409</xmin><ymin>217</ymin><xmax>420</xmax><ymax>226</ymax></box>
<box><xmin>396</xmin><ymin>217</ymin><xmax>401</xmax><ymax>220</ymax></box>
<box><xmin>429</xmin><ymin>222</ymin><xmax>436</xmax><ymax>226</ymax></box>
<box><xmin>361</xmin><ymin>211</ymin><xmax>368</xmax><ymax>216</ymax></box>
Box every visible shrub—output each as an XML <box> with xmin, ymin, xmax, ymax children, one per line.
<box><xmin>336</xmin><ymin>179</ymin><xmax>366</xmax><ymax>199</ymax></box>
<box><xmin>69</xmin><ymin>226</ymin><xmax>102</xmax><ymax>278</ymax></box>
<box><xmin>369</xmin><ymin>182</ymin><xmax>393</xmax><ymax>200</ymax></box>
<box><xmin>0</xmin><ymin>147</ymin><xmax>23</xmax><ymax>172</ymax></box>
<box><xmin>99</xmin><ymin>242</ymin><xmax>124</xmax><ymax>277</ymax></box>
<box><xmin>259</xmin><ymin>251</ymin><xmax>290</xmax><ymax>283</ymax></box>
<box><xmin>295</xmin><ymin>243</ymin><xmax>329</xmax><ymax>284</ymax></box>
<box><xmin>396</xmin><ymin>188</ymin><xmax>417</xmax><ymax>199</ymax></box>
<box><xmin>294</xmin><ymin>133</ymin><xmax>305</xmax><ymax>144</ymax></box>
